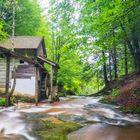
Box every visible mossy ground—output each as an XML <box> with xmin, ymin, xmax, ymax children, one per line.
<box><xmin>33</xmin><ymin>116</ymin><xmax>81</xmax><ymax>140</ymax></box>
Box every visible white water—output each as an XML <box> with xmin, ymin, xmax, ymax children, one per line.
<box><xmin>0</xmin><ymin>96</ymin><xmax>140</xmax><ymax>140</ymax></box>
<box><xmin>0</xmin><ymin>109</ymin><xmax>35</xmax><ymax>140</ymax></box>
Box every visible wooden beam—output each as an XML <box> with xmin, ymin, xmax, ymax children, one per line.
<box><xmin>37</xmin><ymin>56</ymin><xmax>59</xmax><ymax>69</ymax></box>
<box><xmin>0</xmin><ymin>47</ymin><xmax>44</xmax><ymax>69</ymax></box>
<box><xmin>35</xmin><ymin>67</ymin><xmax>39</xmax><ymax>105</ymax></box>
<box><xmin>5</xmin><ymin>54</ymin><xmax>10</xmax><ymax>106</ymax></box>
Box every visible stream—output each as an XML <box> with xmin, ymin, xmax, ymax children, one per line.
<box><xmin>0</xmin><ymin>96</ymin><xmax>140</xmax><ymax>140</ymax></box>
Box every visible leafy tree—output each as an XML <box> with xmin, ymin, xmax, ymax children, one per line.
<box><xmin>1</xmin><ymin>0</ymin><xmax>139</xmax><ymax>95</ymax></box>
<box><xmin>0</xmin><ymin>21</ymin><xmax>6</xmax><ymax>40</ymax></box>
<box><xmin>48</xmin><ymin>0</ymin><xmax>85</xmax><ymax>94</ymax></box>
<box><xmin>0</xmin><ymin>0</ymin><xmax>44</xmax><ymax>36</ymax></box>
<box><xmin>75</xmin><ymin>0</ymin><xmax>140</xmax><ymax>89</ymax></box>
<box><xmin>15</xmin><ymin>0</ymin><xmax>42</xmax><ymax>35</ymax></box>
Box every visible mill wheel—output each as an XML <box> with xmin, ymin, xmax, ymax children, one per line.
<box><xmin>45</xmin><ymin>74</ymin><xmax>50</xmax><ymax>99</ymax></box>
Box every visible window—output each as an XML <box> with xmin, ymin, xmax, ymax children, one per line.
<box><xmin>19</xmin><ymin>60</ymin><xmax>24</xmax><ymax>64</ymax></box>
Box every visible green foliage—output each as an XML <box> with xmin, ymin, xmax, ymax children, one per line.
<box><xmin>0</xmin><ymin>0</ymin><xmax>44</xmax><ymax>36</ymax></box>
<box><xmin>47</xmin><ymin>0</ymin><xmax>140</xmax><ymax>94</ymax></box>
<box><xmin>0</xmin><ymin>98</ymin><xmax>6</xmax><ymax>106</ymax></box>
<box><xmin>15</xmin><ymin>0</ymin><xmax>42</xmax><ymax>35</ymax></box>
<box><xmin>0</xmin><ymin>22</ymin><xmax>6</xmax><ymax>40</ymax></box>
<box><xmin>47</xmin><ymin>0</ymin><xmax>86</xmax><ymax>94</ymax></box>
<box><xmin>0</xmin><ymin>0</ymin><xmax>13</xmax><ymax>33</ymax></box>
<box><xmin>134</xmin><ymin>106</ymin><xmax>140</xmax><ymax>114</ymax></box>
<box><xmin>111</xmin><ymin>89</ymin><xmax>119</xmax><ymax>97</ymax></box>
<box><xmin>58</xmin><ymin>48</ymin><xmax>84</xmax><ymax>94</ymax></box>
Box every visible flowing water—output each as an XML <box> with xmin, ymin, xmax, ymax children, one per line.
<box><xmin>0</xmin><ymin>96</ymin><xmax>140</xmax><ymax>140</ymax></box>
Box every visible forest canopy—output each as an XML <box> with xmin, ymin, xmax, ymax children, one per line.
<box><xmin>0</xmin><ymin>0</ymin><xmax>140</xmax><ymax>95</ymax></box>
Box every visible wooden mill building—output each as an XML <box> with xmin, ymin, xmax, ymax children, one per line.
<box><xmin>0</xmin><ymin>36</ymin><xmax>59</xmax><ymax>104</ymax></box>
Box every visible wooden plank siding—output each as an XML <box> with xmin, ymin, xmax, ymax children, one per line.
<box><xmin>0</xmin><ymin>56</ymin><xmax>36</xmax><ymax>88</ymax></box>
<box><xmin>16</xmin><ymin>64</ymin><xmax>35</xmax><ymax>79</ymax></box>
<box><xmin>0</xmin><ymin>57</ymin><xmax>14</xmax><ymax>88</ymax></box>
<box><xmin>0</xmin><ymin>58</ymin><xmax>6</xmax><ymax>87</ymax></box>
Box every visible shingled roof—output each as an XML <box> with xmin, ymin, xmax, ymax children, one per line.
<box><xmin>0</xmin><ymin>36</ymin><xmax>43</xmax><ymax>49</ymax></box>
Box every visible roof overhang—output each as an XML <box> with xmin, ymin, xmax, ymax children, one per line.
<box><xmin>0</xmin><ymin>36</ymin><xmax>44</xmax><ymax>49</ymax></box>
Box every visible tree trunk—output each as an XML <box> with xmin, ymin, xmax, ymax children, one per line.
<box><xmin>9</xmin><ymin>66</ymin><xmax>16</xmax><ymax>95</ymax></box>
<box><xmin>112</xmin><ymin>46</ymin><xmax>118</xmax><ymax>79</ymax></box>
<box><xmin>131</xmin><ymin>28</ymin><xmax>140</xmax><ymax>72</ymax></box>
<box><xmin>120</xmin><ymin>21</ymin><xmax>137</xmax><ymax>71</ymax></box>
<box><xmin>102</xmin><ymin>51</ymin><xmax>108</xmax><ymax>86</ymax></box>
<box><xmin>51</xmin><ymin>30</ymin><xmax>55</xmax><ymax>62</ymax></box>
<box><xmin>124</xmin><ymin>43</ymin><xmax>128</xmax><ymax>75</ymax></box>
<box><xmin>97</xmin><ymin>70</ymin><xmax>99</xmax><ymax>92</ymax></box>
<box><xmin>112</xmin><ymin>28</ymin><xmax>118</xmax><ymax>79</ymax></box>
<box><xmin>109</xmin><ymin>50</ymin><xmax>112</xmax><ymax>81</ymax></box>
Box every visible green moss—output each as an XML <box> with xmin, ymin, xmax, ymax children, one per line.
<box><xmin>34</xmin><ymin>118</ymin><xmax>81</xmax><ymax>140</ymax></box>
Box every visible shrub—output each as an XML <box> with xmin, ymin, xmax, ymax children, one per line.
<box><xmin>115</xmin><ymin>81</ymin><xmax>140</xmax><ymax>113</ymax></box>
<box><xmin>100</xmin><ymin>89</ymin><xmax>120</xmax><ymax>104</ymax></box>
<box><xmin>0</xmin><ymin>98</ymin><xmax>6</xmax><ymax>106</ymax></box>
<box><xmin>12</xmin><ymin>95</ymin><xmax>35</xmax><ymax>103</ymax></box>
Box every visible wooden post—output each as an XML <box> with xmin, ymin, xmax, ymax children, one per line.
<box><xmin>5</xmin><ymin>55</ymin><xmax>10</xmax><ymax>106</ymax></box>
<box><xmin>35</xmin><ymin>67</ymin><xmax>39</xmax><ymax>106</ymax></box>
<box><xmin>50</xmin><ymin>65</ymin><xmax>53</xmax><ymax>102</ymax></box>
<box><xmin>45</xmin><ymin>74</ymin><xmax>49</xmax><ymax>99</ymax></box>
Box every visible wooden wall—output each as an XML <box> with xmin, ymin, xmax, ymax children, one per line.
<box><xmin>0</xmin><ymin>57</ymin><xmax>14</xmax><ymax>88</ymax></box>
<box><xmin>0</xmin><ymin>56</ymin><xmax>36</xmax><ymax>92</ymax></box>
<box><xmin>0</xmin><ymin>47</ymin><xmax>45</xmax><ymax>97</ymax></box>
<box><xmin>0</xmin><ymin>57</ymin><xmax>6</xmax><ymax>88</ymax></box>
<box><xmin>16</xmin><ymin>64</ymin><xmax>35</xmax><ymax>79</ymax></box>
